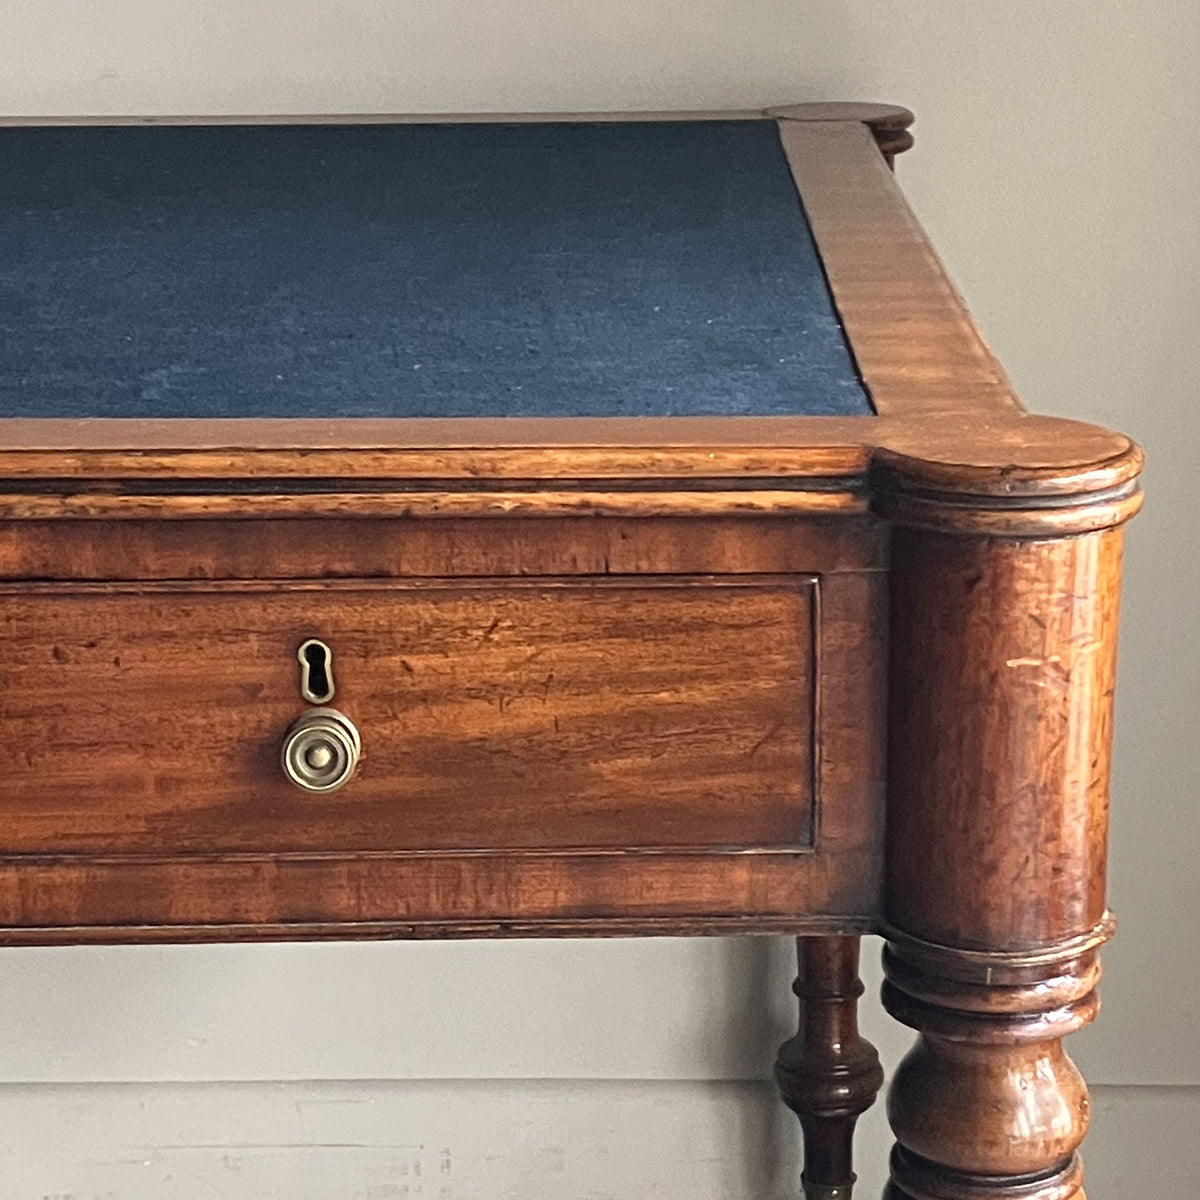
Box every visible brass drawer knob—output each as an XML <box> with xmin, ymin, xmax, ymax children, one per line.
<box><xmin>281</xmin><ymin>707</ymin><xmax>361</xmax><ymax>793</ymax></box>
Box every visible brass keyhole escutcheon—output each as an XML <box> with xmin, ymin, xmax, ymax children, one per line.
<box><xmin>281</xmin><ymin>707</ymin><xmax>361</xmax><ymax>793</ymax></box>
<box><xmin>298</xmin><ymin>638</ymin><xmax>335</xmax><ymax>704</ymax></box>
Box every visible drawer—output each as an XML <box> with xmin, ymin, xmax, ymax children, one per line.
<box><xmin>0</xmin><ymin>576</ymin><xmax>816</xmax><ymax>856</ymax></box>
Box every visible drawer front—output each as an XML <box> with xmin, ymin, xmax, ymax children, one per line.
<box><xmin>0</xmin><ymin>576</ymin><xmax>815</xmax><ymax>855</ymax></box>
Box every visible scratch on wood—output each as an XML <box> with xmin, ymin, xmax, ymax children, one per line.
<box><xmin>1005</xmin><ymin>655</ymin><xmax>1063</xmax><ymax>669</ymax></box>
<box><xmin>747</xmin><ymin>720</ymin><xmax>785</xmax><ymax>758</ymax></box>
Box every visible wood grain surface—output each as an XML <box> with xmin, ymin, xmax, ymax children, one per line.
<box><xmin>885</xmin><ymin>528</ymin><xmax>1124</xmax><ymax>951</ymax></box>
<box><xmin>0</xmin><ymin>514</ymin><xmax>886</xmax><ymax>581</ymax></box>
<box><xmin>0</xmin><ymin>846</ymin><xmax>884</xmax><ymax>938</ymax></box>
<box><xmin>0</xmin><ymin>501</ymin><xmax>886</xmax><ymax>939</ymax></box>
<box><xmin>0</xmin><ymin>577</ymin><xmax>815</xmax><ymax>855</ymax></box>
<box><xmin>880</xmin><ymin>510</ymin><xmax>1129</xmax><ymax>1200</ymax></box>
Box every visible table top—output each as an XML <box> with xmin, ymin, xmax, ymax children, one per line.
<box><xmin>0</xmin><ymin>105</ymin><xmax>1141</xmax><ymax>538</ymax></box>
<box><xmin>2</xmin><ymin>119</ymin><xmax>870</xmax><ymax>420</ymax></box>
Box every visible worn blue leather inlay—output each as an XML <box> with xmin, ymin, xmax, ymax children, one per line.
<box><xmin>0</xmin><ymin>121</ymin><xmax>872</xmax><ymax>418</ymax></box>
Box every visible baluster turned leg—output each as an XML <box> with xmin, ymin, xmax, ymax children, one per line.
<box><xmin>775</xmin><ymin>935</ymin><xmax>884</xmax><ymax>1200</ymax></box>
<box><xmin>881</xmin><ymin>932</ymin><xmax>1103</xmax><ymax>1200</ymax></box>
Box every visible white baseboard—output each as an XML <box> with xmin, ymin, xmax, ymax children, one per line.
<box><xmin>0</xmin><ymin>1079</ymin><xmax>1194</xmax><ymax>1198</ymax></box>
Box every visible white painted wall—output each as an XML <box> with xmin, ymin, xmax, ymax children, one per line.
<box><xmin>2</xmin><ymin>2</ymin><xmax>1196</xmax><ymax>1194</ymax></box>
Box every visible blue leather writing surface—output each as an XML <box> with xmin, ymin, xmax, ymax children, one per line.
<box><xmin>0</xmin><ymin>121</ymin><xmax>872</xmax><ymax>418</ymax></box>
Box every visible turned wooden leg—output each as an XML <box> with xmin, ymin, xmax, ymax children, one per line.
<box><xmin>874</xmin><ymin>441</ymin><xmax>1141</xmax><ymax>1200</ymax></box>
<box><xmin>880</xmin><ymin>931</ymin><xmax>1105</xmax><ymax>1200</ymax></box>
<box><xmin>775</xmin><ymin>935</ymin><xmax>884</xmax><ymax>1200</ymax></box>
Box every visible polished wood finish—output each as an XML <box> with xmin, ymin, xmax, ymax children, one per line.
<box><xmin>880</xmin><ymin>458</ymin><xmax>1132</xmax><ymax>1197</ymax></box>
<box><xmin>0</xmin><ymin>544</ymin><xmax>886</xmax><ymax>940</ymax></box>
<box><xmin>777</xmin><ymin>936</ymin><xmax>884</xmax><ymax>1199</ymax></box>
<box><xmin>0</xmin><ymin>576</ymin><xmax>817</xmax><ymax>854</ymax></box>
<box><xmin>0</xmin><ymin>106</ymin><xmax>1142</xmax><ymax>1195</ymax></box>
<box><xmin>882</xmin><ymin>937</ymin><xmax>1100</xmax><ymax>1200</ymax></box>
<box><xmin>0</xmin><ymin>514</ymin><xmax>884</xmax><ymax>581</ymax></box>
<box><xmin>885</xmin><ymin>529</ymin><xmax>1123</xmax><ymax>951</ymax></box>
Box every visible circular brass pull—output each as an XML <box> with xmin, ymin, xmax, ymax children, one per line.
<box><xmin>280</xmin><ymin>707</ymin><xmax>361</xmax><ymax>793</ymax></box>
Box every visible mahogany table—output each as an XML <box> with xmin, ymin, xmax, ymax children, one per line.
<box><xmin>0</xmin><ymin>103</ymin><xmax>1142</xmax><ymax>1199</ymax></box>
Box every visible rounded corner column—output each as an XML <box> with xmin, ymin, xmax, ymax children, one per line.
<box><xmin>870</xmin><ymin>428</ymin><xmax>1143</xmax><ymax>1200</ymax></box>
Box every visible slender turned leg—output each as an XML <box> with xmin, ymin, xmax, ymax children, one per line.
<box><xmin>775</xmin><ymin>935</ymin><xmax>884</xmax><ymax>1200</ymax></box>
<box><xmin>877</xmin><ymin>473</ymin><xmax>1138</xmax><ymax>1200</ymax></box>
